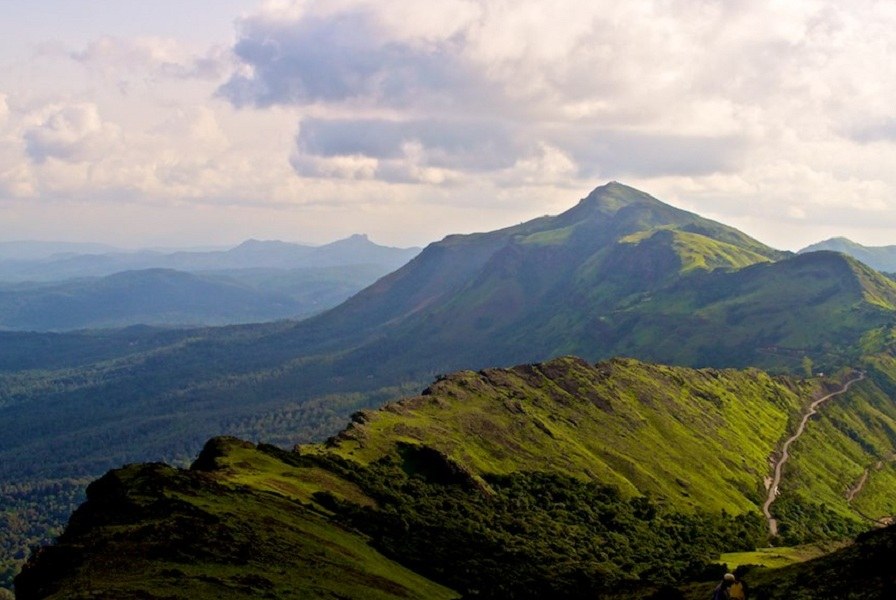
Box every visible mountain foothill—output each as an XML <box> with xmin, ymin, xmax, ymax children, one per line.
<box><xmin>0</xmin><ymin>234</ymin><xmax>420</xmax><ymax>331</ymax></box>
<box><xmin>4</xmin><ymin>182</ymin><xmax>896</xmax><ymax>598</ymax></box>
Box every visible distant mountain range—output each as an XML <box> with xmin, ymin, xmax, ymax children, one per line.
<box><xmin>0</xmin><ymin>241</ymin><xmax>122</xmax><ymax>261</ymax></box>
<box><xmin>0</xmin><ymin>234</ymin><xmax>420</xmax><ymax>330</ymax></box>
<box><xmin>800</xmin><ymin>236</ymin><xmax>896</xmax><ymax>273</ymax></box>
<box><xmin>4</xmin><ymin>182</ymin><xmax>896</xmax><ymax>595</ymax></box>
<box><xmin>0</xmin><ymin>234</ymin><xmax>420</xmax><ymax>281</ymax></box>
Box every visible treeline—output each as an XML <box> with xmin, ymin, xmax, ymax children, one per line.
<box><xmin>0</xmin><ymin>380</ymin><xmax>422</xmax><ymax>593</ymax></box>
<box><xmin>0</xmin><ymin>479</ymin><xmax>87</xmax><ymax>591</ymax></box>
<box><xmin>218</xmin><ymin>382</ymin><xmax>423</xmax><ymax>446</ymax></box>
<box><xmin>772</xmin><ymin>493</ymin><xmax>867</xmax><ymax>545</ymax></box>
<box><xmin>292</xmin><ymin>448</ymin><xmax>767</xmax><ymax>598</ymax></box>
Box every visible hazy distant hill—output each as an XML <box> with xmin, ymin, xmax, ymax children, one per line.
<box><xmin>800</xmin><ymin>236</ymin><xmax>896</xmax><ymax>273</ymax></box>
<box><xmin>0</xmin><ymin>269</ymin><xmax>304</xmax><ymax>330</ymax></box>
<box><xmin>0</xmin><ymin>241</ymin><xmax>121</xmax><ymax>261</ymax></box>
<box><xmin>0</xmin><ymin>235</ymin><xmax>421</xmax><ymax>331</ymax></box>
<box><xmin>0</xmin><ymin>264</ymin><xmax>409</xmax><ymax>331</ymax></box>
<box><xmin>0</xmin><ymin>234</ymin><xmax>420</xmax><ymax>282</ymax></box>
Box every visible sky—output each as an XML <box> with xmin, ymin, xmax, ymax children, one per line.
<box><xmin>1</xmin><ymin>0</ymin><xmax>895</xmax><ymax>251</ymax></box>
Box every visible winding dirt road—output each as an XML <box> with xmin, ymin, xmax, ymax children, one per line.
<box><xmin>846</xmin><ymin>455</ymin><xmax>896</xmax><ymax>526</ymax></box>
<box><xmin>762</xmin><ymin>370</ymin><xmax>865</xmax><ymax>537</ymax></box>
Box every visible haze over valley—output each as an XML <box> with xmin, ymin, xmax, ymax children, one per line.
<box><xmin>0</xmin><ymin>234</ymin><xmax>420</xmax><ymax>330</ymax></box>
<box><xmin>4</xmin><ymin>1</ymin><xmax>896</xmax><ymax>598</ymax></box>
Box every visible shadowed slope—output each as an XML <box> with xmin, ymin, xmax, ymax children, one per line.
<box><xmin>15</xmin><ymin>460</ymin><xmax>458</xmax><ymax>600</ymax></box>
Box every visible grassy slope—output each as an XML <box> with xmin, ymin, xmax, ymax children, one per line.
<box><xmin>315</xmin><ymin>356</ymin><xmax>812</xmax><ymax>514</ymax></box>
<box><xmin>17</xmin><ymin>354</ymin><xmax>896</xmax><ymax>598</ymax></box>
<box><xmin>618</xmin><ymin>229</ymin><xmax>774</xmax><ymax>274</ymax></box>
<box><xmin>778</xmin><ymin>352</ymin><xmax>896</xmax><ymax>530</ymax></box>
<box><xmin>15</xmin><ymin>459</ymin><xmax>457</xmax><ymax>600</ymax></box>
<box><xmin>719</xmin><ymin>541</ymin><xmax>849</xmax><ymax>570</ymax></box>
<box><xmin>609</xmin><ymin>252</ymin><xmax>896</xmax><ymax>372</ymax></box>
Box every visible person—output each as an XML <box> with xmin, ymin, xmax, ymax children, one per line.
<box><xmin>712</xmin><ymin>573</ymin><xmax>735</xmax><ymax>600</ymax></box>
<box><xmin>729</xmin><ymin>573</ymin><xmax>748</xmax><ymax>600</ymax></box>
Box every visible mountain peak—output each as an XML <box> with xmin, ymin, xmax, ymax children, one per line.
<box><xmin>799</xmin><ymin>237</ymin><xmax>896</xmax><ymax>272</ymax></box>
<box><xmin>801</xmin><ymin>236</ymin><xmax>858</xmax><ymax>251</ymax></box>
<box><xmin>325</xmin><ymin>233</ymin><xmax>372</xmax><ymax>247</ymax></box>
<box><xmin>582</xmin><ymin>180</ymin><xmax>666</xmax><ymax>207</ymax></box>
<box><xmin>233</xmin><ymin>238</ymin><xmax>295</xmax><ymax>250</ymax></box>
<box><xmin>554</xmin><ymin>181</ymin><xmax>681</xmax><ymax>228</ymax></box>
<box><xmin>546</xmin><ymin>181</ymin><xmax>699</xmax><ymax>238</ymax></box>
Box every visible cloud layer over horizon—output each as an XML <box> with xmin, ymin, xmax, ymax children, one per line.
<box><xmin>1</xmin><ymin>0</ymin><xmax>896</xmax><ymax>249</ymax></box>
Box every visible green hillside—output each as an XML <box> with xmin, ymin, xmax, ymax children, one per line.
<box><xmin>307</xmin><ymin>182</ymin><xmax>786</xmax><ymax>348</ymax></box>
<box><xmin>314</xmin><ymin>357</ymin><xmax>811</xmax><ymax>514</ymax></box>
<box><xmin>771</xmin><ymin>350</ymin><xmax>896</xmax><ymax>543</ymax></box>
<box><xmin>608</xmin><ymin>251</ymin><xmax>896</xmax><ymax>371</ymax></box>
<box><xmin>4</xmin><ymin>183</ymin><xmax>896</xmax><ymax>592</ymax></box>
<box><xmin>16</xmin><ymin>355</ymin><xmax>896</xmax><ymax>598</ymax></box>
<box><xmin>14</xmin><ymin>461</ymin><xmax>457</xmax><ymax>600</ymax></box>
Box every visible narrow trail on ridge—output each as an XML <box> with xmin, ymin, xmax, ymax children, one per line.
<box><xmin>846</xmin><ymin>455</ymin><xmax>896</xmax><ymax>526</ymax></box>
<box><xmin>762</xmin><ymin>371</ymin><xmax>865</xmax><ymax>537</ymax></box>
<box><xmin>845</xmin><ymin>469</ymin><xmax>869</xmax><ymax>503</ymax></box>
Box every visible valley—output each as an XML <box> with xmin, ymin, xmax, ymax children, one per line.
<box><xmin>3</xmin><ymin>183</ymin><xmax>896</xmax><ymax>597</ymax></box>
<box><xmin>0</xmin><ymin>235</ymin><xmax>420</xmax><ymax>331</ymax></box>
<box><xmin>13</xmin><ymin>355</ymin><xmax>896</xmax><ymax>598</ymax></box>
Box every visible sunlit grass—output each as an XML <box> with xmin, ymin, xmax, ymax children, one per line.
<box><xmin>720</xmin><ymin>541</ymin><xmax>850</xmax><ymax>569</ymax></box>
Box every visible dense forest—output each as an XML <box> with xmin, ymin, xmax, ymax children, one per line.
<box><xmin>0</xmin><ymin>480</ymin><xmax>86</xmax><ymax>590</ymax></box>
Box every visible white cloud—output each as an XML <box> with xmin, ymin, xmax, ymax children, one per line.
<box><xmin>503</xmin><ymin>143</ymin><xmax>578</xmax><ymax>187</ymax></box>
<box><xmin>291</xmin><ymin>152</ymin><xmax>378</xmax><ymax>180</ymax></box>
<box><xmin>23</xmin><ymin>103</ymin><xmax>122</xmax><ymax>164</ymax></box>
<box><xmin>4</xmin><ymin>0</ymin><xmax>896</xmax><ymax>250</ymax></box>
<box><xmin>1</xmin><ymin>98</ymin><xmax>296</xmax><ymax>206</ymax></box>
<box><xmin>216</xmin><ymin>0</ymin><xmax>896</xmax><ymax>246</ymax></box>
<box><xmin>70</xmin><ymin>36</ymin><xmax>231</xmax><ymax>82</ymax></box>
<box><xmin>151</xmin><ymin>106</ymin><xmax>230</xmax><ymax>153</ymax></box>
